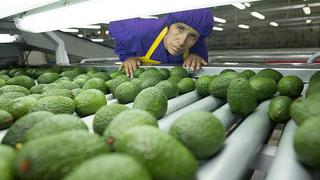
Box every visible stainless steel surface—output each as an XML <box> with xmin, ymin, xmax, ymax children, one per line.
<box><xmin>212</xmin><ymin>103</ymin><xmax>240</xmax><ymax>129</ymax></box>
<box><xmin>80</xmin><ymin>57</ymin><xmax>119</xmax><ymax>64</ymax></box>
<box><xmin>197</xmin><ymin>100</ymin><xmax>273</xmax><ymax>180</ymax></box>
<box><xmin>105</xmin><ymin>94</ymin><xmax>114</xmax><ymax>100</ymax></box>
<box><xmin>265</xmin><ymin>120</ymin><xmax>314</xmax><ymax>180</ymax></box>
<box><xmin>307</xmin><ymin>52</ymin><xmax>320</xmax><ymax>63</ymax></box>
<box><xmin>165</xmin><ymin>91</ymin><xmax>202</xmax><ymax>115</ymax></box>
<box><xmin>158</xmin><ymin>96</ymin><xmax>224</xmax><ymax>132</ymax></box>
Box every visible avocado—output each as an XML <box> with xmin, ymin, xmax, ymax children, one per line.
<box><xmin>170</xmin><ymin>111</ymin><xmax>225</xmax><ymax>160</ymax></box>
<box><xmin>170</xmin><ymin>66</ymin><xmax>188</xmax><ymax>78</ymax></box>
<box><xmin>0</xmin><ymin>74</ymin><xmax>10</xmax><ymax>81</ymax></box>
<box><xmin>239</xmin><ymin>70</ymin><xmax>256</xmax><ymax>79</ymax></box>
<box><xmin>23</xmin><ymin>114</ymin><xmax>87</xmax><ymax>142</ymax></box>
<box><xmin>167</xmin><ymin>75</ymin><xmax>183</xmax><ymax>85</ymax></box>
<box><xmin>83</xmin><ymin>78</ymin><xmax>107</xmax><ymax>93</ymax></box>
<box><xmin>278</xmin><ymin>75</ymin><xmax>304</xmax><ymax>98</ymax></box>
<box><xmin>208</xmin><ymin>72</ymin><xmax>239</xmax><ymax>99</ymax></box>
<box><xmin>155</xmin><ymin>80</ymin><xmax>178</xmax><ymax>99</ymax></box>
<box><xmin>140</xmin><ymin>77</ymin><xmax>161</xmax><ymax>89</ymax></box>
<box><xmin>249</xmin><ymin>77</ymin><xmax>278</xmax><ymax>101</ymax></box>
<box><xmin>178</xmin><ymin>77</ymin><xmax>195</xmax><ymax>94</ymax></box>
<box><xmin>139</xmin><ymin>69</ymin><xmax>162</xmax><ymax>80</ymax></box>
<box><xmin>0</xmin><ymin>78</ymin><xmax>6</xmax><ymax>88</ymax></box>
<box><xmin>294</xmin><ymin>116</ymin><xmax>320</xmax><ymax>169</ymax></box>
<box><xmin>29</xmin><ymin>84</ymin><xmax>46</xmax><ymax>94</ymax></box>
<box><xmin>133</xmin><ymin>87</ymin><xmax>168</xmax><ymax>119</ymax></box>
<box><xmin>255</xmin><ymin>68</ymin><xmax>283</xmax><ymax>83</ymax></box>
<box><xmin>7</xmin><ymin>75</ymin><xmax>35</xmax><ymax>89</ymax></box>
<box><xmin>268</xmin><ymin>96</ymin><xmax>293</xmax><ymax>123</ymax></box>
<box><xmin>72</xmin><ymin>78</ymin><xmax>87</xmax><ymax>88</ymax></box>
<box><xmin>42</xmin><ymin>88</ymin><xmax>73</xmax><ymax>98</ymax></box>
<box><xmin>0</xmin><ymin>85</ymin><xmax>29</xmax><ymax>95</ymax></box>
<box><xmin>60</xmin><ymin>70</ymin><xmax>81</xmax><ymax>80</ymax></box>
<box><xmin>71</xmin><ymin>88</ymin><xmax>82</xmax><ymax>97</ymax></box>
<box><xmin>114</xmin><ymin>82</ymin><xmax>141</xmax><ymax>104</ymax></box>
<box><xmin>0</xmin><ymin>110</ymin><xmax>13</xmax><ymax>130</ymax></box>
<box><xmin>74</xmin><ymin>89</ymin><xmax>107</xmax><ymax>117</ymax></box>
<box><xmin>1</xmin><ymin>111</ymin><xmax>54</xmax><ymax>147</ymax></box>
<box><xmin>103</xmin><ymin>109</ymin><xmax>158</xmax><ymax>148</ymax></box>
<box><xmin>55</xmin><ymin>80</ymin><xmax>80</xmax><ymax>90</ymax></box>
<box><xmin>115</xmin><ymin>126</ymin><xmax>197</xmax><ymax>180</ymax></box>
<box><xmin>89</xmin><ymin>72</ymin><xmax>111</xmax><ymax>81</ymax></box>
<box><xmin>37</xmin><ymin>72</ymin><xmax>61</xmax><ymax>84</ymax></box>
<box><xmin>130</xmin><ymin>78</ymin><xmax>143</xmax><ymax>88</ymax></box>
<box><xmin>110</xmin><ymin>75</ymin><xmax>130</xmax><ymax>95</ymax></box>
<box><xmin>63</xmin><ymin>153</ymin><xmax>152</xmax><ymax>180</ymax></box>
<box><xmin>195</xmin><ymin>75</ymin><xmax>214</xmax><ymax>97</ymax></box>
<box><xmin>227</xmin><ymin>77</ymin><xmax>257</xmax><ymax>117</ymax></box>
<box><xmin>306</xmin><ymin>71</ymin><xmax>320</xmax><ymax>97</ymax></box>
<box><xmin>0</xmin><ymin>145</ymin><xmax>16</xmax><ymax>180</ymax></box>
<box><xmin>290</xmin><ymin>94</ymin><xmax>320</xmax><ymax>126</ymax></box>
<box><xmin>0</xmin><ymin>92</ymin><xmax>25</xmax><ymax>99</ymax></box>
<box><xmin>110</xmin><ymin>70</ymin><xmax>125</xmax><ymax>79</ymax></box>
<box><xmin>74</xmin><ymin>74</ymin><xmax>90</xmax><ymax>81</ymax></box>
<box><xmin>159</xmin><ymin>68</ymin><xmax>170</xmax><ymax>80</ymax></box>
<box><xmin>28</xmin><ymin>96</ymin><xmax>75</xmax><ymax>114</ymax></box>
<box><xmin>219</xmin><ymin>69</ymin><xmax>235</xmax><ymax>75</ymax></box>
<box><xmin>55</xmin><ymin>77</ymin><xmax>72</xmax><ymax>82</ymax></box>
<box><xmin>15</xmin><ymin>130</ymin><xmax>109</xmax><ymax>180</ymax></box>
<box><xmin>4</xmin><ymin>96</ymin><xmax>37</xmax><ymax>120</ymax></box>
<box><xmin>93</xmin><ymin>104</ymin><xmax>129</xmax><ymax>135</ymax></box>
<box><xmin>86</xmin><ymin>67</ymin><xmax>98</xmax><ymax>74</ymax></box>
<box><xmin>133</xmin><ymin>68</ymin><xmax>145</xmax><ymax>78</ymax></box>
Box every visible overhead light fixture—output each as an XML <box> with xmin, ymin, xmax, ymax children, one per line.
<box><xmin>238</xmin><ymin>24</ymin><xmax>250</xmax><ymax>29</ymax></box>
<box><xmin>77</xmin><ymin>34</ymin><xmax>84</xmax><ymax>37</ymax></box>
<box><xmin>232</xmin><ymin>3</ymin><xmax>246</xmax><ymax>10</ymax></box>
<box><xmin>140</xmin><ymin>16</ymin><xmax>159</xmax><ymax>19</ymax></box>
<box><xmin>270</xmin><ymin>22</ymin><xmax>278</xmax><ymax>27</ymax></box>
<box><xmin>14</xmin><ymin>0</ymin><xmax>260</xmax><ymax>32</ymax></box>
<box><xmin>250</xmin><ymin>12</ymin><xmax>265</xmax><ymax>19</ymax></box>
<box><xmin>0</xmin><ymin>0</ymin><xmax>61</xmax><ymax>19</ymax></box>
<box><xmin>213</xmin><ymin>27</ymin><xmax>223</xmax><ymax>31</ymax></box>
<box><xmin>73</xmin><ymin>25</ymin><xmax>101</xmax><ymax>29</ymax></box>
<box><xmin>91</xmin><ymin>38</ymin><xmax>104</xmax><ymax>42</ymax></box>
<box><xmin>60</xmin><ymin>29</ymin><xmax>79</xmax><ymax>33</ymax></box>
<box><xmin>0</xmin><ymin>34</ymin><xmax>19</xmax><ymax>43</ymax></box>
<box><xmin>306</xmin><ymin>19</ymin><xmax>312</xmax><ymax>24</ymax></box>
<box><xmin>214</xmin><ymin>17</ymin><xmax>226</xmax><ymax>23</ymax></box>
<box><xmin>303</xmin><ymin>5</ymin><xmax>311</xmax><ymax>15</ymax></box>
<box><xmin>244</xmin><ymin>2</ymin><xmax>251</xmax><ymax>7</ymax></box>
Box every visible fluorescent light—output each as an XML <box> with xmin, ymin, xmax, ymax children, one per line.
<box><xmin>15</xmin><ymin>0</ymin><xmax>260</xmax><ymax>32</ymax></box>
<box><xmin>303</xmin><ymin>6</ymin><xmax>311</xmax><ymax>15</ymax></box>
<box><xmin>60</xmin><ymin>29</ymin><xmax>79</xmax><ymax>33</ymax></box>
<box><xmin>238</xmin><ymin>24</ymin><xmax>250</xmax><ymax>29</ymax></box>
<box><xmin>214</xmin><ymin>17</ymin><xmax>226</xmax><ymax>23</ymax></box>
<box><xmin>244</xmin><ymin>2</ymin><xmax>251</xmax><ymax>7</ymax></box>
<box><xmin>250</xmin><ymin>12</ymin><xmax>265</xmax><ymax>19</ymax></box>
<box><xmin>91</xmin><ymin>38</ymin><xmax>104</xmax><ymax>42</ymax></box>
<box><xmin>306</xmin><ymin>19</ymin><xmax>312</xmax><ymax>24</ymax></box>
<box><xmin>140</xmin><ymin>16</ymin><xmax>159</xmax><ymax>19</ymax></box>
<box><xmin>270</xmin><ymin>22</ymin><xmax>278</xmax><ymax>27</ymax></box>
<box><xmin>77</xmin><ymin>34</ymin><xmax>83</xmax><ymax>37</ymax></box>
<box><xmin>98</xmin><ymin>30</ymin><xmax>109</xmax><ymax>34</ymax></box>
<box><xmin>232</xmin><ymin>3</ymin><xmax>246</xmax><ymax>10</ymax></box>
<box><xmin>213</xmin><ymin>27</ymin><xmax>223</xmax><ymax>31</ymax></box>
<box><xmin>0</xmin><ymin>34</ymin><xmax>19</xmax><ymax>43</ymax></box>
<box><xmin>0</xmin><ymin>0</ymin><xmax>60</xmax><ymax>19</ymax></box>
<box><xmin>74</xmin><ymin>25</ymin><xmax>101</xmax><ymax>29</ymax></box>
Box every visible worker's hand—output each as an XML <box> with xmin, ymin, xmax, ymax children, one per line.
<box><xmin>183</xmin><ymin>54</ymin><xmax>208</xmax><ymax>71</ymax></box>
<box><xmin>119</xmin><ymin>57</ymin><xmax>141</xmax><ymax>77</ymax></box>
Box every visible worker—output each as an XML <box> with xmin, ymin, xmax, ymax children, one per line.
<box><xmin>109</xmin><ymin>8</ymin><xmax>214</xmax><ymax>77</ymax></box>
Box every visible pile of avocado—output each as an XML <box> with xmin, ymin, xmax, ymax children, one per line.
<box><xmin>0</xmin><ymin>65</ymin><xmax>319</xmax><ymax>179</ymax></box>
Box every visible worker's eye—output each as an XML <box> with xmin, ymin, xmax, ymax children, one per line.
<box><xmin>177</xmin><ymin>25</ymin><xmax>184</xmax><ymax>32</ymax></box>
<box><xmin>189</xmin><ymin>34</ymin><xmax>198</xmax><ymax>40</ymax></box>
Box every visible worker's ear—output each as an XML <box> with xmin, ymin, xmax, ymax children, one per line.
<box><xmin>137</xmin><ymin>59</ymin><xmax>141</xmax><ymax>65</ymax></box>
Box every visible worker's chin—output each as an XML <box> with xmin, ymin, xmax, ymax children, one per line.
<box><xmin>168</xmin><ymin>49</ymin><xmax>182</xmax><ymax>56</ymax></box>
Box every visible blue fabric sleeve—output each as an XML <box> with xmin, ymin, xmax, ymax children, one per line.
<box><xmin>188</xmin><ymin>38</ymin><xmax>208</xmax><ymax>61</ymax></box>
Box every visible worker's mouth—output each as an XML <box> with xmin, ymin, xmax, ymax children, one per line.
<box><xmin>171</xmin><ymin>46</ymin><xmax>183</xmax><ymax>54</ymax></box>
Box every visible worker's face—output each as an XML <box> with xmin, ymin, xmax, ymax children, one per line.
<box><xmin>164</xmin><ymin>22</ymin><xmax>200</xmax><ymax>56</ymax></box>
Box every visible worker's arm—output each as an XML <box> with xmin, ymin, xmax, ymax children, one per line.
<box><xmin>183</xmin><ymin>38</ymin><xmax>209</xmax><ymax>71</ymax></box>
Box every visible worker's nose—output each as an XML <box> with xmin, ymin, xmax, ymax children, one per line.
<box><xmin>177</xmin><ymin>33</ymin><xmax>188</xmax><ymax>48</ymax></box>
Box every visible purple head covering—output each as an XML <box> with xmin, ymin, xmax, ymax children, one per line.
<box><xmin>167</xmin><ymin>8</ymin><xmax>214</xmax><ymax>39</ymax></box>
